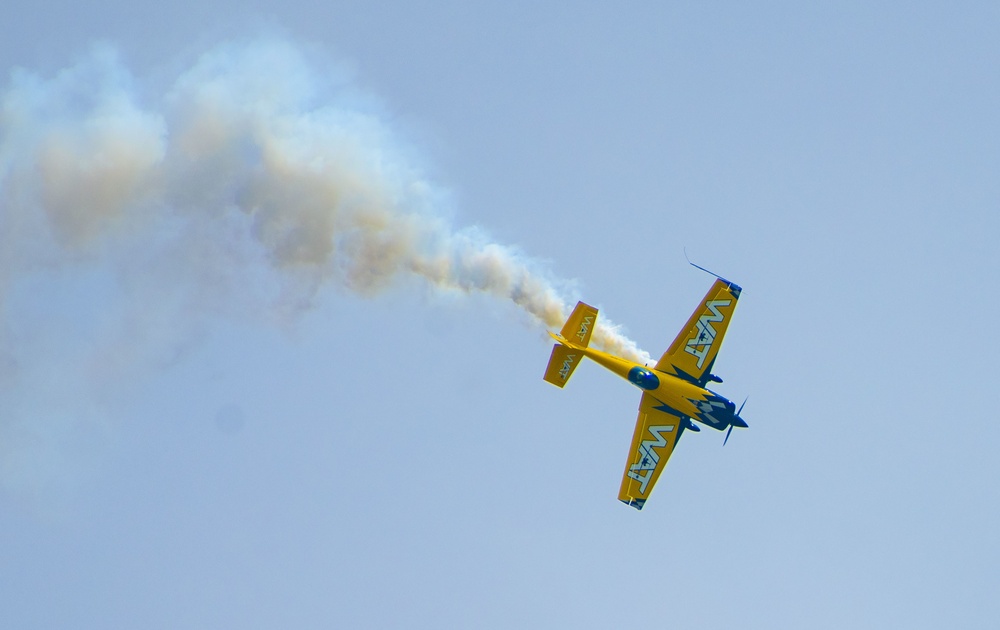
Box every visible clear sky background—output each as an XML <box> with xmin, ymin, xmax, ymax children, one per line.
<box><xmin>2</xmin><ymin>2</ymin><xmax>998</xmax><ymax>628</ymax></box>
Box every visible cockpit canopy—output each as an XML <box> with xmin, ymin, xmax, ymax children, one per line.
<box><xmin>627</xmin><ymin>367</ymin><xmax>660</xmax><ymax>391</ymax></box>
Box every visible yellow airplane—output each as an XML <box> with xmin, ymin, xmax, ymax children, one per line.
<box><xmin>543</xmin><ymin>265</ymin><xmax>746</xmax><ymax>510</ymax></box>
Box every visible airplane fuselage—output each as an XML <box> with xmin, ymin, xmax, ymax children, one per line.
<box><xmin>559</xmin><ymin>337</ymin><xmax>744</xmax><ymax>432</ymax></box>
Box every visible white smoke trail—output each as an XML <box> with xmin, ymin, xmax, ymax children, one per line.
<box><xmin>0</xmin><ymin>39</ymin><xmax>651</xmax><ymax>491</ymax></box>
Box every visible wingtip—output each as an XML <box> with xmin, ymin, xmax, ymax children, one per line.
<box><xmin>620</xmin><ymin>498</ymin><xmax>645</xmax><ymax>511</ymax></box>
<box><xmin>684</xmin><ymin>252</ymin><xmax>742</xmax><ymax>296</ymax></box>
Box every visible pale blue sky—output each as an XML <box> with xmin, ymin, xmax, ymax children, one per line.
<box><xmin>2</xmin><ymin>3</ymin><xmax>999</xmax><ymax>628</ymax></box>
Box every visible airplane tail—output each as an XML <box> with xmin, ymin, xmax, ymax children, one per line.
<box><xmin>543</xmin><ymin>302</ymin><xmax>598</xmax><ymax>388</ymax></box>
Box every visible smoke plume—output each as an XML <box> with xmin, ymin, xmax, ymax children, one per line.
<box><xmin>0</xmin><ymin>39</ymin><xmax>651</xmax><ymax>491</ymax></box>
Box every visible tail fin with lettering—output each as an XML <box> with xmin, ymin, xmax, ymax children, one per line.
<box><xmin>543</xmin><ymin>302</ymin><xmax>598</xmax><ymax>387</ymax></box>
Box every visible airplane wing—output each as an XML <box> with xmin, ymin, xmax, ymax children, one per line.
<box><xmin>618</xmin><ymin>393</ymin><xmax>687</xmax><ymax>509</ymax></box>
<box><xmin>654</xmin><ymin>277</ymin><xmax>741</xmax><ymax>384</ymax></box>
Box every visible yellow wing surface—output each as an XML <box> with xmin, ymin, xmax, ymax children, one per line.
<box><xmin>654</xmin><ymin>278</ymin><xmax>741</xmax><ymax>383</ymax></box>
<box><xmin>618</xmin><ymin>393</ymin><xmax>684</xmax><ymax>509</ymax></box>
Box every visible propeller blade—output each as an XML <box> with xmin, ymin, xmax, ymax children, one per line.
<box><xmin>723</xmin><ymin>424</ymin><xmax>734</xmax><ymax>446</ymax></box>
<box><xmin>737</xmin><ymin>396</ymin><xmax>749</xmax><ymax>416</ymax></box>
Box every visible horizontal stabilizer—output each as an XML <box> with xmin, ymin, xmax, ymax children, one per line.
<box><xmin>543</xmin><ymin>344</ymin><xmax>583</xmax><ymax>388</ymax></box>
<box><xmin>559</xmin><ymin>302</ymin><xmax>598</xmax><ymax>348</ymax></box>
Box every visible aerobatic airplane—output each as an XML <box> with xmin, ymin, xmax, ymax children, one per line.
<box><xmin>543</xmin><ymin>264</ymin><xmax>747</xmax><ymax>510</ymax></box>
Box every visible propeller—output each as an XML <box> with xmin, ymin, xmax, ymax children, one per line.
<box><xmin>723</xmin><ymin>396</ymin><xmax>749</xmax><ymax>446</ymax></box>
<box><xmin>737</xmin><ymin>395</ymin><xmax>748</xmax><ymax>416</ymax></box>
